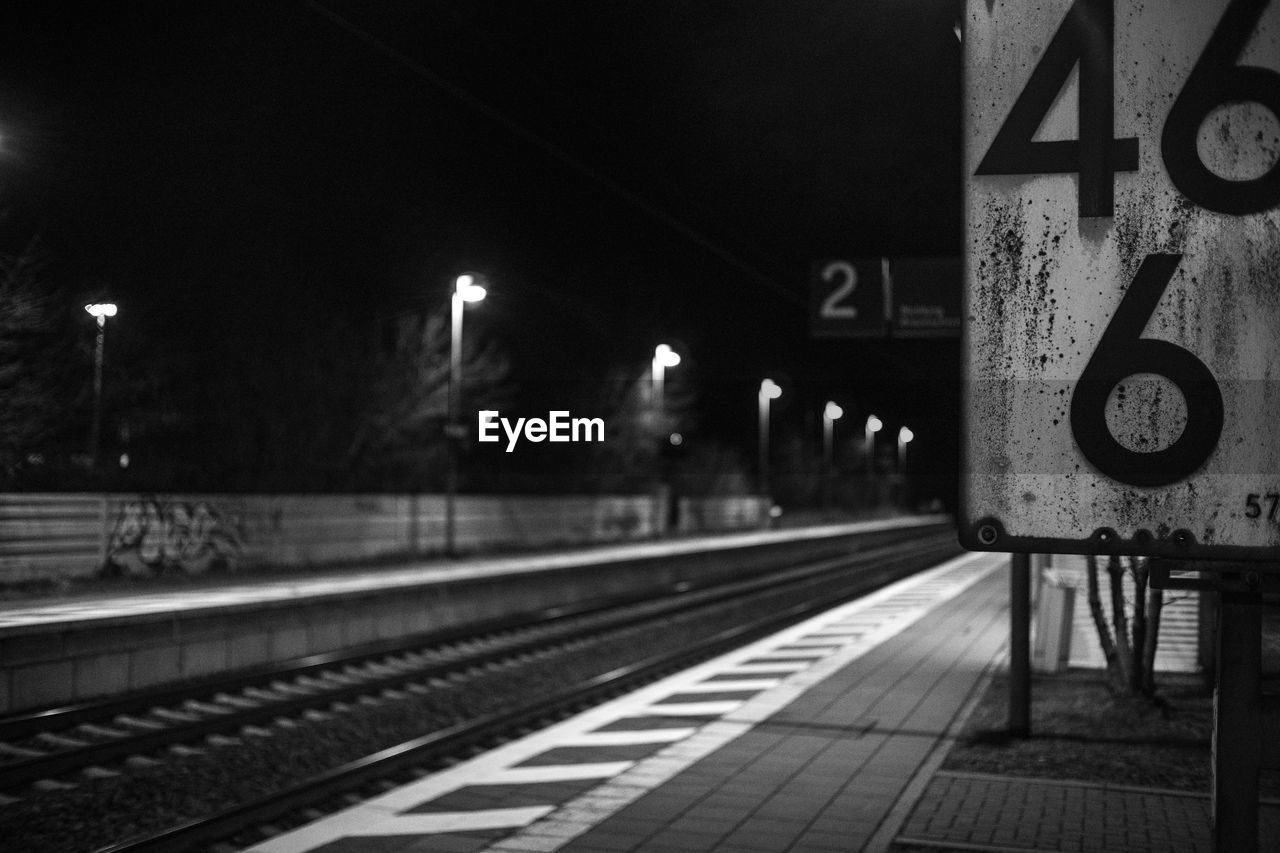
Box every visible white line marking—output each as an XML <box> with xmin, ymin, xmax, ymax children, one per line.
<box><xmin>775</xmin><ymin>638</ymin><xmax>850</xmax><ymax>647</ymax></box>
<box><xmin>483</xmin><ymin>550</ymin><xmax>1005</xmax><ymax>853</ymax></box>
<box><xmin>352</xmin><ymin>807</ymin><xmax>553</xmax><ymax>834</ymax></box>
<box><xmin>486</xmin><ymin>763</ymin><xmax>634</xmax><ymax>784</ymax></box>
<box><xmin>250</xmin><ymin>805</ymin><xmax>555</xmax><ymax>851</ymax></box>
<box><xmin>674</xmin><ymin>679</ymin><xmax>780</xmax><ymax>692</ymax></box>
<box><xmin>249</xmin><ymin>549</ymin><xmax>1002</xmax><ymax>853</ymax></box>
<box><xmin>560</xmin><ymin>729</ymin><xmax>696</xmax><ymax>747</ymax></box>
<box><xmin>721</xmin><ymin>661</ymin><xmax>811</xmax><ymax>673</ymax></box>
<box><xmin>639</xmin><ymin>701</ymin><xmax>742</xmax><ymax>716</ymax></box>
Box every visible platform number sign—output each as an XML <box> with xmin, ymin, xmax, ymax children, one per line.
<box><xmin>809</xmin><ymin>258</ymin><xmax>887</xmax><ymax>338</ymax></box>
<box><xmin>973</xmin><ymin>0</ymin><xmax>1139</xmax><ymax>217</ymax></box>
<box><xmin>961</xmin><ymin>0</ymin><xmax>1280</xmax><ymax>561</ymax></box>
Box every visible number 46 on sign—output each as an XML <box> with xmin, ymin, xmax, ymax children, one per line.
<box><xmin>961</xmin><ymin>0</ymin><xmax>1280</xmax><ymax>561</ymax></box>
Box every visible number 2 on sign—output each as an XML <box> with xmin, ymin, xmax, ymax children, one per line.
<box><xmin>819</xmin><ymin>261</ymin><xmax>858</xmax><ymax>320</ymax></box>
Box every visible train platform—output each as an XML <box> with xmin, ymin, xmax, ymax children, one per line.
<box><xmin>0</xmin><ymin>518</ymin><xmax>940</xmax><ymax>634</ymax></box>
<box><xmin>238</xmin><ymin>548</ymin><xmax>1276</xmax><ymax>853</ymax></box>
<box><xmin>0</xmin><ymin>517</ymin><xmax>954</xmax><ymax>714</ymax></box>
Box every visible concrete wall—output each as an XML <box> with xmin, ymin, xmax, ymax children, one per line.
<box><xmin>0</xmin><ymin>493</ymin><xmax>772</xmax><ymax>583</ymax></box>
<box><xmin>676</xmin><ymin>495</ymin><xmax>771</xmax><ymax>534</ymax></box>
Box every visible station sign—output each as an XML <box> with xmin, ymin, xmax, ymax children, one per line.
<box><xmin>892</xmin><ymin>257</ymin><xmax>962</xmax><ymax>338</ymax></box>
<box><xmin>961</xmin><ymin>0</ymin><xmax>1280</xmax><ymax>561</ymax></box>
<box><xmin>810</xmin><ymin>257</ymin><xmax>961</xmax><ymax>338</ymax></box>
<box><xmin>810</xmin><ymin>258</ymin><xmax>888</xmax><ymax>338</ymax></box>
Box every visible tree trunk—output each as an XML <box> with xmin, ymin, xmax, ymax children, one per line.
<box><xmin>1086</xmin><ymin>555</ymin><xmax>1124</xmax><ymax>690</ymax></box>
<box><xmin>1130</xmin><ymin>558</ymin><xmax>1149</xmax><ymax>693</ymax></box>
<box><xmin>1141</xmin><ymin>579</ymin><xmax>1164</xmax><ymax>696</ymax></box>
<box><xmin>1107</xmin><ymin>555</ymin><xmax>1134</xmax><ymax>688</ymax></box>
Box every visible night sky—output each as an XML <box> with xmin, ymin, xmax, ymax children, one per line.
<box><xmin>1</xmin><ymin>1</ymin><xmax>965</xmax><ymax>500</ymax></box>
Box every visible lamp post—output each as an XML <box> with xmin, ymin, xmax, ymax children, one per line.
<box><xmin>864</xmin><ymin>414</ymin><xmax>882</xmax><ymax>474</ymax></box>
<box><xmin>446</xmin><ymin>274</ymin><xmax>486</xmax><ymax>556</ymax></box>
<box><xmin>864</xmin><ymin>413</ymin><xmax>883</xmax><ymax>510</ymax></box>
<box><xmin>84</xmin><ymin>302</ymin><xmax>118</xmax><ymax>468</ymax></box>
<box><xmin>650</xmin><ymin>344</ymin><xmax>681</xmax><ymax>536</ymax></box>
<box><xmin>897</xmin><ymin>425</ymin><xmax>914</xmax><ymax>470</ymax></box>
<box><xmin>897</xmin><ymin>425</ymin><xmax>914</xmax><ymax>511</ymax></box>
<box><xmin>651</xmin><ymin>344</ymin><xmax>681</xmax><ymax>432</ymax></box>
<box><xmin>822</xmin><ymin>401</ymin><xmax>843</xmax><ymax>508</ymax></box>
<box><xmin>758</xmin><ymin>378</ymin><xmax>782</xmax><ymax>496</ymax></box>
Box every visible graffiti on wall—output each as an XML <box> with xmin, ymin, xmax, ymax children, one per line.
<box><xmin>593</xmin><ymin>499</ymin><xmax>650</xmax><ymax>540</ymax></box>
<box><xmin>104</xmin><ymin>497</ymin><xmax>244</xmax><ymax>576</ymax></box>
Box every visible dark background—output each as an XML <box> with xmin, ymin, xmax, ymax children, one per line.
<box><xmin>0</xmin><ymin>0</ymin><xmax>965</xmax><ymax>506</ymax></box>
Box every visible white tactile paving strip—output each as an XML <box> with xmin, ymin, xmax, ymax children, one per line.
<box><xmin>246</xmin><ymin>550</ymin><xmax>1004</xmax><ymax>853</ymax></box>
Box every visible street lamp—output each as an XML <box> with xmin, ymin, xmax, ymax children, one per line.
<box><xmin>446</xmin><ymin>274</ymin><xmax>486</xmax><ymax>556</ymax></box>
<box><xmin>822</xmin><ymin>401</ymin><xmax>843</xmax><ymax>508</ymax></box>
<box><xmin>84</xmin><ymin>302</ymin><xmax>118</xmax><ymax>468</ymax></box>
<box><xmin>650</xmin><ymin>344</ymin><xmax>681</xmax><ymax>536</ymax></box>
<box><xmin>651</xmin><ymin>343</ymin><xmax>681</xmax><ymax>429</ymax></box>
<box><xmin>758</xmin><ymin>378</ymin><xmax>782</xmax><ymax>496</ymax></box>
<box><xmin>864</xmin><ymin>414</ymin><xmax>882</xmax><ymax>475</ymax></box>
<box><xmin>898</xmin><ymin>425</ymin><xmax>914</xmax><ymax>470</ymax></box>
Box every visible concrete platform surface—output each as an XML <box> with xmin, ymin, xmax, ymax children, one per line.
<box><xmin>897</xmin><ymin>769</ymin><xmax>1280</xmax><ymax>853</ymax></box>
<box><xmin>246</xmin><ymin>550</ymin><xmax>1007</xmax><ymax>853</ymax></box>
<box><xmin>238</xmin><ymin>546</ymin><xmax>1275</xmax><ymax>853</ymax></box>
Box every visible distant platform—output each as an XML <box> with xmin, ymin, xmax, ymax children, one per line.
<box><xmin>0</xmin><ymin>516</ymin><xmax>947</xmax><ymax>634</ymax></box>
<box><xmin>0</xmin><ymin>516</ymin><xmax>954</xmax><ymax>714</ymax></box>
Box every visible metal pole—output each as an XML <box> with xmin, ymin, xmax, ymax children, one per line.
<box><xmin>652</xmin><ymin>359</ymin><xmax>664</xmax><ymax>424</ymax></box>
<box><xmin>88</xmin><ymin>317</ymin><xmax>106</xmax><ymax>468</ymax></box>
<box><xmin>446</xmin><ymin>291</ymin><xmax>462</xmax><ymax>557</ymax></box>
<box><xmin>757</xmin><ymin>392</ymin><xmax>769</xmax><ymax>496</ymax></box>
<box><xmin>653</xmin><ymin>357</ymin><xmax>665</xmax><ymax>485</ymax></box>
<box><xmin>652</xmin><ymin>358</ymin><xmax>665</xmax><ymax>537</ymax></box>
<box><xmin>1213</xmin><ymin>588</ymin><xmax>1260</xmax><ymax>852</ymax></box>
<box><xmin>1009</xmin><ymin>552</ymin><xmax>1032</xmax><ymax>737</ymax></box>
<box><xmin>822</xmin><ymin>416</ymin><xmax>833</xmax><ymax>509</ymax></box>
<box><xmin>864</xmin><ymin>419</ymin><xmax>877</xmax><ymax>511</ymax></box>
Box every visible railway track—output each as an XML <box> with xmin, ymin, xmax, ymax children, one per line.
<box><xmin>0</xmin><ymin>532</ymin><xmax>960</xmax><ymax>851</ymax></box>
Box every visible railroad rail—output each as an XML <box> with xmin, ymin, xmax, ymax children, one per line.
<box><xmin>0</xmin><ymin>531</ymin><xmax>959</xmax><ymax>851</ymax></box>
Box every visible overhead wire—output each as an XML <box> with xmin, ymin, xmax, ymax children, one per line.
<box><xmin>299</xmin><ymin>0</ymin><xmax>803</xmax><ymax>308</ymax></box>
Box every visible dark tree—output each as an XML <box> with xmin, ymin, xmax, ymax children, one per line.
<box><xmin>343</xmin><ymin>309</ymin><xmax>512</xmax><ymax>490</ymax></box>
<box><xmin>571</xmin><ymin>362</ymin><xmax>697</xmax><ymax>493</ymax></box>
<box><xmin>0</xmin><ymin>240</ymin><xmax>76</xmax><ymax>484</ymax></box>
<box><xmin>1085</xmin><ymin>554</ymin><xmax>1164</xmax><ymax>698</ymax></box>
